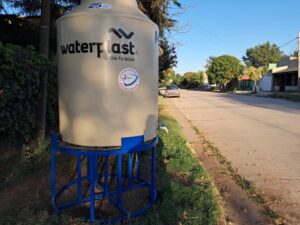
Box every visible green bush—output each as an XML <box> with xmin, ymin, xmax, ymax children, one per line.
<box><xmin>0</xmin><ymin>42</ymin><xmax>58</xmax><ymax>143</ymax></box>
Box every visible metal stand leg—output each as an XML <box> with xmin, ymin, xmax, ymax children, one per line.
<box><xmin>95</xmin><ymin>157</ymin><xmax>98</xmax><ymax>187</ymax></box>
<box><xmin>128</xmin><ymin>153</ymin><xmax>133</xmax><ymax>187</ymax></box>
<box><xmin>104</xmin><ymin>156</ymin><xmax>109</xmax><ymax>196</ymax></box>
<box><xmin>89</xmin><ymin>156</ymin><xmax>96</xmax><ymax>223</ymax></box>
<box><xmin>137</xmin><ymin>152</ymin><xmax>141</xmax><ymax>179</ymax></box>
<box><xmin>117</xmin><ymin>155</ymin><xmax>122</xmax><ymax>206</ymax></box>
<box><xmin>77</xmin><ymin>156</ymin><xmax>82</xmax><ymax>202</ymax></box>
<box><xmin>87</xmin><ymin>157</ymin><xmax>90</xmax><ymax>177</ymax></box>
<box><xmin>51</xmin><ymin>134</ymin><xmax>158</xmax><ymax>224</ymax></box>
<box><xmin>51</xmin><ymin>135</ymin><xmax>56</xmax><ymax>203</ymax></box>
<box><xmin>151</xmin><ymin>147</ymin><xmax>156</xmax><ymax>202</ymax></box>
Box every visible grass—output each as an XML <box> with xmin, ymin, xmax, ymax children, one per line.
<box><xmin>0</xmin><ymin>97</ymin><xmax>222</xmax><ymax>225</ymax></box>
<box><xmin>0</xmin><ymin>138</ymin><xmax>50</xmax><ymax>190</ymax></box>
<box><xmin>256</xmin><ymin>91</ymin><xmax>300</xmax><ymax>102</ymax></box>
<box><xmin>192</xmin><ymin>126</ymin><xmax>280</xmax><ymax>221</ymax></box>
<box><xmin>269</xmin><ymin>92</ymin><xmax>300</xmax><ymax>102</ymax></box>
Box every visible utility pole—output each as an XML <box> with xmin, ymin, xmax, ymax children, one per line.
<box><xmin>37</xmin><ymin>0</ymin><xmax>51</xmax><ymax>138</ymax></box>
<box><xmin>298</xmin><ymin>32</ymin><xmax>300</xmax><ymax>90</ymax></box>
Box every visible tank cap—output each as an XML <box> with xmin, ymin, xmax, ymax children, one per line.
<box><xmin>81</xmin><ymin>0</ymin><xmax>138</xmax><ymax>9</ymax></box>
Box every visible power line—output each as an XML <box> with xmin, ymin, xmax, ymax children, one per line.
<box><xmin>191</xmin><ymin>25</ymin><xmax>233</xmax><ymax>52</ymax></box>
<box><xmin>287</xmin><ymin>42</ymin><xmax>298</xmax><ymax>56</ymax></box>
<box><xmin>279</xmin><ymin>37</ymin><xmax>298</xmax><ymax>49</ymax></box>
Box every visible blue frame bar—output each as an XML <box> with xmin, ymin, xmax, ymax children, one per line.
<box><xmin>51</xmin><ymin>135</ymin><xmax>56</xmax><ymax>203</ymax></box>
<box><xmin>89</xmin><ymin>156</ymin><xmax>96</xmax><ymax>223</ymax></box>
<box><xmin>151</xmin><ymin>147</ymin><xmax>156</xmax><ymax>202</ymax></box>
<box><xmin>77</xmin><ymin>156</ymin><xmax>82</xmax><ymax>201</ymax></box>
<box><xmin>94</xmin><ymin>157</ymin><xmax>98</xmax><ymax>186</ymax></box>
<box><xmin>104</xmin><ymin>156</ymin><xmax>109</xmax><ymax>196</ymax></box>
<box><xmin>128</xmin><ymin>153</ymin><xmax>133</xmax><ymax>187</ymax></box>
<box><xmin>137</xmin><ymin>152</ymin><xmax>141</xmax><ymax>179</ymax></box>
<box><xmin>51</xmin><ymin>133</ymin><xmax>158</xmax><ymax>224</ymax></box>
<box><xmin>117</xmin><ymin>155</ymin><xmax>122</xmax><ymax>206</ymax></box>
<box><xmin>87</xmin><ymin>157</ymin><xmax>90</xmax><ymax>177</ymax></box>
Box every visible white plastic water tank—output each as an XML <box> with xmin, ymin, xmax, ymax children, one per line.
<box><xmin>57</xmin><ymin>0</ymin><xmax>159</xmax><ymax>147</ymax></box>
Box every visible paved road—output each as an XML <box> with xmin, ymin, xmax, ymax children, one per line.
<box><xmin>169</xmin><ymin>90</ymin><xmax>300</xmax><ymax>224</ymax></box>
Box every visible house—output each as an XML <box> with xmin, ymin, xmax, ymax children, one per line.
<box><xmin>238</xmin><ymin>75</ymin><xmax>253</xmax><ymax>91</ymax></box>
<box><xmin>272</xmin><ymin>57</ymin><xmax>299</xmax><ymax>92</ymax></box>
<box><xmin>259</xmin><ymin>57</ymin><xmax>299</xmax><ymax>92</ymax></box>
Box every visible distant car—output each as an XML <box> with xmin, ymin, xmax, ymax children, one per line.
<box><xmin>165</xmin><ymin>85</ymin><xmax>180</xmax><ymax>98</ymax></box>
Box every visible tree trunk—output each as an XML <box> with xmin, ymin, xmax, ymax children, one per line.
<box><xmin>254</xmin><ymin>80</ymin><xmax>257</xmax><ymax>93</ymax></box>
<box><xmin>37</xmin><ymin>0</ymin><xmax>51</xmax><ymax>138</ymax></box>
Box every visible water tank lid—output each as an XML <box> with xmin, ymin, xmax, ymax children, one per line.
<box><xmin>57</xmin><ymin>0</ymin><xmax>153</xmax><ymax>24</ymax></box>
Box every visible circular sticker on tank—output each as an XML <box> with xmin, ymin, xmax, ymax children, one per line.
<box><xmin>118</xmin><ymin>68</ymin><xmax>140</xmax><ymax>92</ymax></box>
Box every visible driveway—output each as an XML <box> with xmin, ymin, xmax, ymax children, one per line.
<box><xmin>168</xmin><ymin>90</ymin><xmax>300</xmax><ymax>224</ymax></box>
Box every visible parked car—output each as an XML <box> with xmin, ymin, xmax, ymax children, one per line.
<box><xmin>164</xmin><ymin>85</ymin><xmax>180</xmax><ymax>98</ymax></box>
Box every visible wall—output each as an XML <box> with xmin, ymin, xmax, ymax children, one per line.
<box><xmin>286</xmin><ymin>86</ymin><xmax>299</xmax><ymax>91</ymax></box>
<box><xmin>259</xmin><ymin>74</ymin><xmax>273</xmax><ymax>92</ymax></box>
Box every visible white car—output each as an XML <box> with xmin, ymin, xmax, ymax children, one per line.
<box><xmin>164</xmin><ymin>85</ymin><xmax>180</xmax><ymax>98</ymax></box>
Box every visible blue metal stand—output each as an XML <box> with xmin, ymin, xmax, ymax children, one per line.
<box><xmin>51</xmin><ymin>133</ymin><xmax>158</xmax><ymax>224</ymax></box>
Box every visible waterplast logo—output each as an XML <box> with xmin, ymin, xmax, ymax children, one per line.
<box><xmin>109</xmin><ymin>28</ymin><xmax>134</xmax><ymax>39</ymax></box>
<box><xmin>60</xmin><ymin>28</ymin><xmax>135</xmax><ymax>61</ymax></box>
<box><xmin>118</xmin><ymin>68</ymin><xmax>140</xmax><ymax>92</ymax></box>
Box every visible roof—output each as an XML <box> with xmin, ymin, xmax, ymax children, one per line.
<box><xmin>239</xmin><ymin>75</ymin><xmax>251</xmax><ymax>80</ymax></box>
<box><xmin>272</xmin><ymin>58</ymin><xmax>298</xmax><ymax>74</ymax></box>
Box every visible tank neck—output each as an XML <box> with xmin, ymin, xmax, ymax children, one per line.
<box><xmin>81</xmin><ymin>0</ymin><xmax>137</xmax><ymax>8</ymax></box>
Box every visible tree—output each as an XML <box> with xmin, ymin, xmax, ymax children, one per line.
<box><xmin>4</xmin><ymin>0</ymin><xmax>79</xmax><ymax>16</ymax></box>
<box><xmin>4</xmin><ymin>0</ymin><xmax>181</xmax><ymax>81</ymax></box>
<box><xmin>205</xmin><ymin>56</ymin><xmax>217</xmax><ymax>84</ymax></box>
<box><xmin>281</xmin><ymin>50</ymin><xmax>299</xmax><ymax>61</ymax></box>
<box><xmin>137</xmin><ymin>0</ymin><xmax>181</xmax><ymax>37</ymax></box>
<box><xmin>244</xmin><ymin>66</ymin><xmax>264</xmax><ymax>92</ymax></box>
<box><xmin>172</xmin><ymin>73</ymin><xmax>183</xmax><ymax>86</ymax></box>
<box><xmin>160</xmin><ymin>69</ymin><xmax>182</xmax><ymax>86</ymax></box>
<box><xmin>4</xmin><ymin>0</ymin><xmax>181</xmax><ymax>33</ymax></box>
<box><xmin>159</xmin><ymin>39</ymin><xmax>178</xmax><ymax>80</ymax></box>
<box><xmin>207</xmin><ymin>55</ymin><xmax>244</xmax><ymax>91</ymax></box>
<box><xmin>0</xmin><ymin>1</ymin><xmax>4</xmax><ymax>13</ymax></box>
<box><xmin>161</xmin><ymin>68</ymin><xmax>175</xmax><ymax>85</ymax></box>
<box><xmin>291</xmin><ymin>50</ymin><xmax>299</xmax><ymax>57</ymax></box>
<box><xmin>137</xmin><ymin>0</ymin><xmax>181</xmax><ymax>79</ymax></box>
<box><xmin>182</xmin><ymin>71</ymin><xmax>204</xmax><ymax>89</ymax></box>
<box><xmin>243</xmin><ymin>42</ymin><xmax>282</xmax><ymax>68</ymax></box>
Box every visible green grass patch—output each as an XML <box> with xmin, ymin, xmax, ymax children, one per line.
<box><xmin>257</xmin><ymin>92</ymin><xmax>300</xmax><ymax>102</ymax></box>
<box><xmin>0</xmin><ymin>138</ymin><xmax>51</xmax><ymax>191</ymax></box>
<box><xmin>0</xmin><ymin>97</ymin><xmax>222</xmax><ymax>225</ymax></box>
<box><xmin>270</xmin><ymin>92</ymin><xmax>300</xmax><ymax>102</ymax></box>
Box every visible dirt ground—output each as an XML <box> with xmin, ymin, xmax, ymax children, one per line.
<box><xmin>165</xmin><ymin>90</ymin><xmax>300</xmax><ymax>225</ymax></box>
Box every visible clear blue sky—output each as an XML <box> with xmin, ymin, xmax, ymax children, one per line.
<box><xmin>171</xmin><ymin>0</ymin><xmax>300</xmax><ymax>74</ymax></box>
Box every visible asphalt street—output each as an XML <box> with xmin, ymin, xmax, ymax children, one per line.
<box><xmin>169</xmin><ymin>90</ymin><xmax>300</xmax><ymax>223</ymax></box>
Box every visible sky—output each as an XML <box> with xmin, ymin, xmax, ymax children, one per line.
<box><xmin>170</xmin><ymin>0</ymin><xmax>300</xmax><ymax>74</ymax></box>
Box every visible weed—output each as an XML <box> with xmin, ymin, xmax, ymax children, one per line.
<box><xmin>21</xmin><ymin>137</ymin><xmax>50</xmax><ymax>162</ymax></box>
<box><xmin>0</xmin><ymin>138</ymin><xmax>50</xmax><ymax>190</ymax></box>
<box><xmin>193</xmin><ymin>126</ymin><xmax>281</xmax><ymax>222</ymax></box>
<box><xmin>270</xmin><ymin>92</ymin><xmax>300</xmax><ymax>102</ymax></box>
